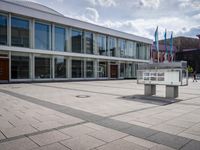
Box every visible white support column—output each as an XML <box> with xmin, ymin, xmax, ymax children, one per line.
<box><xmin>118</xmin><ymin>61</ymin><xmax>120</xmax><ymax>79</ymax></box>
<box><xmin>52</xmin><ymin>56</ymin><xmax>55</xmax><ymax>79</ymax></box>
<box><xmin>68</xmin><ymin>28</ymin><xmax>72</xmax><ymax>52</ymax></box>
<box><xmin>107</xmin><ymin>37</ymin><xmax>110</xmax><ymax>57</ymax></box>
<box><xmin>32</xmin><ymin>54</ymin><xmax>35</xmax><ymax>80</ymax></box>
<box><xmin>29</xmin><ymin>18</ymin><xmax>33</xmax><ymax>49</ymax></box>
<box><xmin>108</xmin><ymin>60</ymin><xmax>111</xmax><ymax>78</ymax></box>
<box><xmin>84</xmin><ymin>58</ymin><xmax>86</xmax><ymax>78</ymax></box>
<box><xmin>93</xmin><ymin>33</ymin><xmax>98</xmax><ymax>55</ymax></box>
<box><xmin>94</xmin><ymin>59</ymin><xmax>98</xmax><ymax>79</ymax></box>
<box><xmin>8</xmin><ymin>13</ymin><xmax>11</xmax><ymax>46</ymax></box>
<box><xmin>8</xmin><ymin>51</ymin><xmax>11</xmax><ymax>82</ymax></box>
<box><xmin>29</xmin><ymin>53</ymin><xmax>33</xmax><ymax>80</ymax></box>
<box><xmin>67</xmin><ymin>57</ymin><xmax>72</xmax><ymax>79</ymax></box>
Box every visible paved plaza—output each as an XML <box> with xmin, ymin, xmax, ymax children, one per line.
<box><xmin>0</xmin><ymin>80</ymin><xmax>200</xmax><ymax>150</ymax></box>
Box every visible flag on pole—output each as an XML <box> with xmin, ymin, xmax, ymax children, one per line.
<box><xmin>170</xmin><ymin>32</ymin><xmax>173</xmax><ymax>61</ymax></box>
<box><xmin>154</xmin><ymin>26</ymin><xmax>159</xmax><ymax>62</ymax></box>
<box><xmin>164</xmin><ymin>29</ymin><xmax>168</xmax><ymax>62</ymax></box>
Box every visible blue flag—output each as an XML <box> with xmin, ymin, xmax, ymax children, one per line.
<box><xmin>154</xmin><ymin>26</ymin><xmax>159</xmax><ymax>51</ymax></box>
<box><xmin>164</xmin><ymin>29</ymin><xmax>167</xmax><ymax>55</ymax></box>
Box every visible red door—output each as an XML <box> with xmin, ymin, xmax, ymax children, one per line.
<box><xmin>0</xmin><ymin>58</ymin><xmax>9</xmax><ymax>81</ymax></box>
<box><xmin>110</xmin><ymin>65</ymin><xmax>118</xmax><ymax>78</ymax></box>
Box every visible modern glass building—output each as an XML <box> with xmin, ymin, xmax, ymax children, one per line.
<box><xmin>0</xmin><ymin>0</ymin><xmax>152</xmax><ymax>82</ymax></box>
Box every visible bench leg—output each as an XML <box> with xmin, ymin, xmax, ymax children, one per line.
<box><xmin>144</xmin><ymin>84</ymin><xmax>156</xmax><ymax>96</ymax></box>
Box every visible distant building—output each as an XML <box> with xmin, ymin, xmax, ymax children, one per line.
<box><xmin>176</xmin><ymin>35</ymin><xmax>200</xmax><ymax>73</ymax></box>
<box><xmin>159</xmin><ymin>36</ymin><xmax>199</xmax><ymax>52</ymax></box>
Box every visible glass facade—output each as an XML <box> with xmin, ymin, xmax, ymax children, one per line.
<box><xmin>11</xmin><ymin>55</ymin><xmax>30</xmax><ymax>79</ymax></box>
<box><xmin>118</xmin><ymin>39</ymin><xmax>126</xmax><ymax>58</ymax></box>
<box><xmin>35</xmin><ymin>22</ymin><xmax>50</xmax><ymax>50</ymax></box>
<box><xmin>0</xmin><ymin>14</ymin><xmax>7</xmax><ymax>45</ymax></box>
<box><xmin>54</xmin><ymin>57</ymin><xmax>66</xmax><ymax>78</ymax></box>
<box><xmin>125</xmin><ymin>63</ymin><xmax>133</xmax><ymax>78</ymax></box>
<box><xmin>120</xmin><ymin>63</ymin><xmax>125</xmax><ymax>77</ymax></box>
<box><xmin>86</xmin><ymin>60</ymin><xmax>94</xmax><ymax>78</ymax></box>
<box><xmin>97</xmin><ymin>35</ymin><xmax>107</xmax><ymax>56</ymax></box>
<box><xmin>71</xmin><ymin>29</ymin><xmax>82</xmax><ymax>53</ymax></box>
<box><xmin>72</xmin><ymin>59</ymin><xmax>84</xmax><ymax>78</ymax></box>
<box><xmin>35</xmin><ymin>57</ymin><xmax>51</xmax><ymax>79</ymax></box>
<box><xmin>99</xmin><ymin>62</ymin><xmax>108</xmax><ymax>78</ymax></box>
<box><xmin>11</xmin><ymin>17</ymin><xmax>29</xmax><ymax>47</ymax></box>
<box><xmin>85</xmin><ymin>32</ymin><xmax>93</xmax><ymax>54</ymax></box>
<box><xmin>55</xmin><ymin>26</ymin><xmax>66</xmax><ymax>51</ymax></box>
<box><xmin>109</xmin><ymin>37</ymin><xmax>116</xmax><ymax>57</ymax></box>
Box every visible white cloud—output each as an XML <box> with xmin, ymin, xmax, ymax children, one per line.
<box><xmin>87</xmin><ymin>0</ymin><xmax>116</xmax><ymax>7</ymax></box>
<box><xmin>178</xmin><ymin>0</ymin><xmax>200</xmax><ymax>9</ymax></box>
<box><xmin>137</xmin><ymin>0</ymin><xmax>160</xmax><ymax>9</ymax></box>
<box><xmin>73</xmin><ymin>7</ymin><xmax>99</xmax><ymax>23</ymax></box>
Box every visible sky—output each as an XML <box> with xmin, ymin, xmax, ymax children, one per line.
<box><xmin>26</xmin><ymin>0</ymin><xmax>200</xmax><ymax>40</ymax></box>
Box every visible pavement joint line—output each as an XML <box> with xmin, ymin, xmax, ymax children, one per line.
<box><xmin>0</xmin><ymin>121</ymin><xmax>87</xmax><ymax>144</ymax></box>
<box><xmin>33</xmin><ymin>83</ymin><xmax>123</xmax><ymax>97</ymax></box>
<box><xmin>0</xmin><ymin>89</ymin><xmax>199</xmax><ymax>150</ymax></box>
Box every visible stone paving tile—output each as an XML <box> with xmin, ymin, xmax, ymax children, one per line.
<box><xmin>60</xmin><ymin>135</ymin><xmax>105</xmax><ymax>150</ymax></box>
<box><xmin>166</xmin><ymin>119</ymin><xmax>196</xmax><ymax>128</ymax></box>
<box><xmin>150</xmin><ymin>124</ymin><xmax>187</xmax><ymax>135</ymax></box>
<box><xmin>96</xmin><ymin>118</ymin><xmax>133</xmax><ymax>130</ymax></box>
<box><xmin>59</xmin><ymin>124</ymin><xmax>96</xmax><ymax>137</ymax></box>
<box><xmin>128</xmin><ymin>120</ymin><xmax>152</xmax><ymax>128</ymax></box>
<box><xmin>31</xmin><ymin>143</ymin><xmax>70</xmax><ymax>150</ymax></box>
<box><xmin>180</xmin><ymin>140</ymin><xmax>200</xmax><ymax>150</ymax></box>
<box><xmin>96</xmin><ymin>139</ymin><xmax>148</xmax><ymax>150</ymax></box>
<box><xmin>123</xmin><ymin>136</ymin><xmax>158</xmax><ymax>149</ymax></box>
<box><xmin>150</xmin><ymin>144</ymin><xmax>176</xmax><ymax>150</ymax></box>
<box><xmin>147</xmin><ymin>132</ymin><xmax>191</xmax><ymax>149</ymax></box>
<box><xmin>1</xmin><ymin>125</ymin><xmax>38</xmax><ymax>138</ymax></box>
<box><xmin>88</xmin><ymin>128</ymin><xmax>127</xmax><ymax>142</ymax></box>
<box><xmin>121</xmin><ymin>125</ymin><xmax>159</xmax><ymax>139</ymax></box>
<box><xmin>0</xmin><ymin>137</ymin><xmax>38</xmax><ymax>150</ymax></box>
<box><xmin>31</xmin><ymin>121</ymin><xmax>64</xmax><ymax>131</ymax></box>
<box><xmin>29</xmin><ymin>130</ymin><xmax>71</xmax><ymax>146</ymax></box>
<box><xmin>83</xmin><ymin>123</ymin><xmax>107</xmax><ymax>131</ymax></box>
<box><xmin>179</xmin><ymin>132</ymin><xmax>200</xmax><ymax>141</ymax></box>
<box><xmin>0</xmin><ymin>131</ymin><xmax>6</xmax><ymax>140</ymax></box>
<box><xmin>0</xmin><ymin>120</ymin><xmax>14</xmax><ymax>129</ymax></box>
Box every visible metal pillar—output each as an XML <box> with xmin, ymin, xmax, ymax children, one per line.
<box><xmin>166</xmin><ymin>85</ymin><xmax>178</xmax><ymax>98</ymax></box>
<box><xmin>144</xmin><ymin>84</ymin><xmax>156</xmax><ymax>96</ymax></box>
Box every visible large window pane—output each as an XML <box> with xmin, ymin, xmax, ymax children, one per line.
<box><xmin>125</xmin><ymin>41</ymin><xmax>134</xmax><ymax>58</ymax></box>
<box><xmin>55</xmin><ymin>26</ymin><xmax>66</xmax><ymax>51</ymax></box>
<box><xmin>97</xmin><ymin>35</ymin><xmax>107</xmax><ymax>56</ymax></box>
<box><xmin>35</xmin><ymin>22</ymin><xmax>50</xmax><ymax>50</ymax></box>
<box><xmin>120</xmin><ymin>63</ymin><xmax>125</xmax><ymax>78</ymax></box>
<box><xmin>11</xmin><ymin>55</ymin><xmax>29</xmax><ymax>79</ymax></box>
<box><xmin>11</xmin><ymin>17</ymin><xmax>29</xmax><ymax>47</ymax></box>
<box><xmin>0</xmin><ymin>15</ymin><xmax>7</xmax><ymax>45</ymax></box>
<box><xmin>99</xmin><ymin>62</ymin><xmax>108</xmax><ymax>78</ymax></box>
<box><xmin>35</xmin><ymin>57</ymin><xmax>51</xmax><ymax>79</ymax></box>
<box><xmin>86</xmin><ymin>61</ymin><xmax>94</xmax><ymax>78</ymax></box>
<box><xmin>85</xmin><ymin>32</ymin><xmax>93</xmax><ymax>54</ymax></box>
<box><xmin>118</xmin><ymin>39</ymin><xmax>126</xmax><ymax>58</ymax></box>
<box><xmin>125</xmin><ymin>63</ymin><xmax>133</xmax><ymax>78</ymax></box>
<box><xmin>71</xmin><ymin>29</ymin><xmax>82</xmax><ymax>53</ymax></box>
<box><xmin>54</xmin><ymin>57</ymin><xmax>66</xmax><ymax>78</ymax></box>
<box><xmin>109</xmin><ymin>37</ymin><xmax>116</xmax><ymax>57</ymax></box>
<box><xmin>72</xmin><ymin>60</ymin><xmax>84</xmax><ymax>78</ymax></box>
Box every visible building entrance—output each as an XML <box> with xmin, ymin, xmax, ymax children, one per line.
<box><xmin>110</xmin><ymin>64</ymin><xmax>118</xmax><ymax>78</ymax></box>
<box><xmin>0</xmin><ymin>58</ymin><xmax>9</xmax><ymax>82</ymax></box>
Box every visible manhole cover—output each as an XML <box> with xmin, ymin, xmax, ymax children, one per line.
<box><xmin>76</xmin><ymin>95</ymin><xmax>90</xmax><ymax>98</ymax></box>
